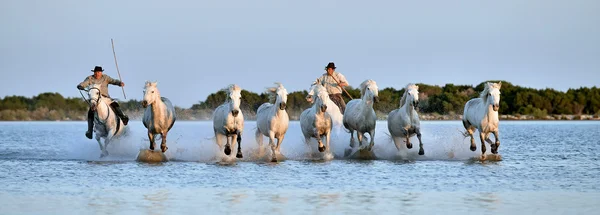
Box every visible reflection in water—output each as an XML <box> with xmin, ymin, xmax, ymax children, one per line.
<box><xmin>144</xmin><ymin>189</ymin><xmax>170</xmax><ymax>215</ymax></box>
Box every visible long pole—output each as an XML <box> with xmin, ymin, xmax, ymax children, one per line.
<box><xmin>330</xmin><ymin>74</ymin><xmax>354</xmax><ymax>100</ymax></box>
<box><xmin>111</xmin><ymin>38</ymin><xmax>126</xmax><ymax>99</ymax></box>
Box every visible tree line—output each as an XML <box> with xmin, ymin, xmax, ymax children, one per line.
<box><xmin>1</xmin><ymin>81</ymin><xmax>599</xmax><ymax>121</ymax></box>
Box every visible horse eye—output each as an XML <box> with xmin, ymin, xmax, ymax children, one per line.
<box><xmin>152</xmin><ymin>91</ymin><xmax>154</xmax><ymax>93</ymax></box>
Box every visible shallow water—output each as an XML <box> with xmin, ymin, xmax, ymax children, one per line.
<box><xmin>1</xmin><ymin>121</ymin><xmax>599</xmax><ymax>214</ymax></box>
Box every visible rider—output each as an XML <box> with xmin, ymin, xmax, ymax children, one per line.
<box><xmin>77</xmin><ymin>66</ymin><xmax>129</xmax><ymax>139</ymax></box>
<box><xmin>315</xmin><ymin>62</ymin><xmax>350</xmax><ymax>113</ymax></box>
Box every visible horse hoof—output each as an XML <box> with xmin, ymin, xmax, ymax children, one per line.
<box><xmin>271</xmin><ymin>157</ymin><xmax>277</xmax><ymax>162</ymax></box>
<box><xmin>236</xmin><ymin>152</ymin><xmax>243</xmax><ymax>159</ymax></box>
<box><xmin>470</xmin><ymin>146</ymin><xmax>477</xmax><ymax>151</ymax></box>
<box><xmin>224</xmin><ymin>145</ymin><xmax>232</xmax><ymax>155</ymax></box>
<box><xmin>161</xmin><ymin>147</ymin><xmax>168</xmax><ymax>153</ymax></box>
<box><xmin>318</xmin><ymin>146</ymin><xmax>325</xmax><ymax>152</ymax></box>
<box><xmin>418</xmin><ymin>149</ymin><xmax>425</xmax><ymax>155</ymax></box>
<box><xmin>100</xmin><ymin>152</ymin><xmax>108</xmax><ymax>158</ymax></box>
<box><xmin>406</xmin><ymin>143</ymin><xmax>413</xmax><ymax>149</ymax></box>
<box><xmin>149</xmin><ymin>146</ymin><xmax>155</xmax><ymax>151</ymax></box>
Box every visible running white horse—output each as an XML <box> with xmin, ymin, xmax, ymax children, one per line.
<box><xmin>300</xmin><ymin>84</ymin><xmax>332</xmax><ymax>153</ymax></box>
<box><xmin>387</xmin><ymin>84</ymin><xmax>424</xmax><ymax>155</ymax></box>
<box><xmin>343</xmin><ymin>79</ymin><xmax>379</xmax><ymax>151</ymax></box>
<box><xmin>255</xmin><ymin>83</ymin><xmax>289</xmax><ymax>162</ymax></box>
<box><xmin>463</xmin><ymin>82</ymin><xmax>502</xmax><ymax>160</ymax></box>
<box><xmin>142</xmin><ymin>81</ymin><xmax>177</xmax><ymax>153</ymax></box>
<box><xmin>86</xmin><ymin>83</ymin><xmax>126</xmax><ymax>157</ymax></box>
<box><xmin>213</xmin><ymin>84</ymin><xmax>244</xmax><ymax>159</ymax></box>
<box><xmin>305</xmin><ymin>80</ymin><xmax>343</xmax><ymax>127</ymax></box>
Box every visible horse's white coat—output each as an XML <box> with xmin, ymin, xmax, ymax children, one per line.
<box><xmin>87</xmin><ymin>83</ymin><xmax>125</xmax><ymax>157</ymax></box>
<box><xmin>256</xmin><ymin>83</ymin><xmax>289</xmax><ymax>162</ymax></box>
<box><xmin>306</xmin><ymin>80</ymin><xmax>343</xmax><ymax>127</ymax></box>
<box><xmin>213</xmin><ymin>84</ymin><xmax>245</xmax><ymax>159</ymax></box>
<box><xmin>300</xmin><ymin>84</ymin><xmax>332</xmax><ymax>154</ymax></box>
<box><xmin>462</xmin><ymin>82</ymin><xmax>502</xmax><ymax>160</ymax></box>
<box><xmin>387</xmin><ymin>84</ymin><xmax>424</xmax><ymax>155</ymax></box>
<box><xmin>142</xmin><ymin>81</ymin><xmax>177</xmax><ymax>153</ymax></box>
<box><xmin>343</xmin><ymin>80</ymin><xmax>379</xmax><ymax>151</ymax></box>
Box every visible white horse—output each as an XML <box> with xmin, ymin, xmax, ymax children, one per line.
<box><xmin>305</xmin><ymin>80</ymin><xmax>343</xmax><ymax>127</ymax></box>
<box><xmin>142</xmin><ymin>81</ymin><xmax>177</xmax><ymax>153</ymax></box>
<box><xmin>387</xmin><ymin>84</ymin><xmax>424</xmax><ymax>155</ymax></box>
<box><xmin>255</xmin><ymin>83</ymin><xmax>289</xmax><ymax>162</ymax></box>
<box><xmin>463</xmin><ymin>82</ymin><xmax>502</xmax><ymax>159</ymax></box>
<box><xmin>300</xmin><ymin>84</ymin><xmax>332</xmax><ymax>153</ymax></box>
<box><xmin>213</xmin><ymin>84</ymin><xmax>244</xmax><ymax>159</ymax></box>
<box><xmin>343</xmin><ymin>79</ymin><xmax>379</xmax><ymax>151</ymax></box>
<box><xmin>87</xmin><ymin>83</ymin><xmax>125</xmax><ymax>157</ymax></box>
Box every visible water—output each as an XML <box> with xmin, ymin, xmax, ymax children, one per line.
<box><xmin>1</xmin><ymin>121</ymin><xmax>599</xmax><ymax>214</ymax></box>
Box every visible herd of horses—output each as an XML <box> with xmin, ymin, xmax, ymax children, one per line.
<box><xmin>83</xmin><ymin>80</ymin><xmax>503</xmax><ymax>161</ymax></box>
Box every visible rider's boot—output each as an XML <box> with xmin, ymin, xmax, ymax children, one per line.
<box><xmin>110</xmin><ymin>102</ymin><xmax>129</xmax><ymax>126</ymax></box>
<box><xmin>85</xmin><ymin>109</ymin><xmax>94</xmax><ymax>139</ymax></box>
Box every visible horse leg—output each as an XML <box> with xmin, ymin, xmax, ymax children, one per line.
<box><xmin>479</xmin><ymin>131</ymin><xmax>487</xmax><ymax>160</ymax></box>
<box><xmin>101</xmin><ymin>139</ymin><xmax>110</xmax><ymax>158</ymax></box>
<box><xmin>491</xmin><ymin>131</ymin><xmax>500</xmax><ymax>154</ymax></box>
<box><xmin>416</xmin><ymin>128</ymin><xmax>424</xmax><ymax>155</ymax></box>
<box><xmin>148</xmin><ymin>131</ymin><xmax>155</xmax><ymax>151</ymax></box>
<box><xmin>223</xmin><ymin>134</ymin><xmax>232</xmax><ymax>156</ymax></box>
<box><xmin>215</xmin><ymin>131</ymin><xmax>223</xmax><ymax>151</ymax></box>
<box><xmin>160</xmin><ymin>132</ymin><xmax>168</xmax><ymax>153</ymax></box>
<box><xmin>236</xmin><ymin>132</ymin><xmax>243</xmax><ymax>159</ymax></box>
<box><xmin>404</xmin><ymin>128</ymin><xmax>412</xmax><ymax>149</ymax></box>
<box><xmin>349</xmin><ymin>130</ymin><xmax>356</xmax><ymax>148</ymax></box>
<box><xmin>463</xmin><ymin>121</ymin><xmax>476</xmax><ymax>151</ymax></box>
<box><xmin>392</xmin><ymin>136</ymin><xmax>402</xmax><ymax>151</ymax></box>
<box><xmin>368</xmin><ymin>129</ymin><xmax>375</xmax><ymax>151</ymax></box>
<box><xmin>325</xmin><ymin>130</ymin><xmax>331</xmax><ymax>153</ymax></box>
<box><xmin>356</xmin><ymin>132</ymin><xmax>364</xmax><ymax>147</ymax></box>
<box><xmin>276</xmin><ymin>134</ymin><xmax>285</xmax><ymax>156</ymax></box>
<box><xmin>269</xmin><ymin>132</ymin><xmax>277</xmax><ymax>162</ymax></box>
<box><xmin>255</xmin><ymin>129</ymin><xmax>265</xmax><ymax>157</ymax></box>
<box><xmin>96</xmin><ymin>136</ymin><xmax>104</xmax><ymax>157</ymax></box>
<box><xmin>316</xmin><ymin>132</ymin><xmax>325</xmax><ymax>152</ymax></box>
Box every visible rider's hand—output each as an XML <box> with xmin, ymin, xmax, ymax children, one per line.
<box><xmin>120</xmin><ymin>82</ymin><xmax>125</xmax><ymax>87</ymax></box>
<box><xmin>77</xmin><ymin>85</ymin><xmax>84</xmax><ymax>90</ymax></box>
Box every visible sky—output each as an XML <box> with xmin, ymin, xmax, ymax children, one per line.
<box><xmin>1</xmin><ymin>0</ymin><xmax>599</xmax><ymax>108</ymax></box>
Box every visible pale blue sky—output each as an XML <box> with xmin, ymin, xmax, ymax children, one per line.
<box><xmin>1</xmin><ymin>0</ymin><xmax>599</xmax><ymax>107</ymax></box>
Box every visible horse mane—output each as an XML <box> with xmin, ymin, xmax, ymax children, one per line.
<box><xmin>479</xmin><ymin>82</ymin><xmax>502</xmax><ymax>101</ymax></box>
<box><xmin>222</xmin><ymin>84</ymin><xmax>241</xmax><ymax>102</ymax></box>
<box><xmin>266</xmin><ymin>82</ymin><xmax>284</xmax><ymax>104</ymax></box>
<box><xmin>360</xmin><ymin>80</ymin><xmax>376</xmax><ymax>97</ymax></box>
<box><xmin>399</xmin><ymin>84</ymin><xmax>418</xmax><ymax>107</ymax></box>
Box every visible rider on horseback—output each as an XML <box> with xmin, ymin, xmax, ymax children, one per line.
<box><xmin>77</xmin><ymin>66</ymin><xmax>129</xmax><ymax>139</ymax></box>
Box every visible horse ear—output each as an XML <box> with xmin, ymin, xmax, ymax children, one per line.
<box><xmin>145</xmin><ymin>81</ymin><xmax>151</xmax><ymax>86</ymax></box>
<box><xmin>498</xmin><ymin>81</ymin><xmax>502</xmax><ymax>88</ymax></box>
<box><xmin>152</xmin><ymin>81</ymin><xmax>158</xmax><ymax>86</ymax></box>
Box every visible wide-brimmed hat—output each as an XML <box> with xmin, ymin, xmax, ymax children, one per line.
<box><xmin>91</xmin><ymin>66</ymin><xmax>104</xmax><ymax>72</ymax></box>
<box><xmin>325</xmin><ymin>62</ymin><xmax>336</xmax><ymax>70</ymax></box>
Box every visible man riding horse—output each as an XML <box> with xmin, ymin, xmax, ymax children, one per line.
<box><xmin>77</xmin><ymin>66</ymin><xmax>129</xmax><ymax>139</ymax></box>
<box><xmin>315</xmin><ymin>62</ymin><xmax>350</xmax><ymax>113</ymax></box>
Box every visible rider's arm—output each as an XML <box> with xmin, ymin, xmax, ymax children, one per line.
<box><xmin>77</xmin><ymin>76</ymin><xmax>91</xmax><ymax>90</ymax></box>
<box><xmin>106</xmin><ymin>75</ymin><xmax>123</xmax><ymax>86</ymax></box>
<box><xmin>337</xmin><ymin>73</ymin><xmax>349</xmax><ymax>88</ymax></box>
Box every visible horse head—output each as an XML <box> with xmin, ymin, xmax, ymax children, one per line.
<box><xmin>485</xmin><ymin>82</ymin><xmax>502</xmax><ymax>112</ymax></box>
<box><xmin>87</xmin><ymin>83</ymin><xmax>103</xmax><ymax>111</ymax></box>
<box><xmin>226</xmin><ymin>84</ymin><xmax>242</xmax><ymax>117</ymax></box>
<box><xmin>360</xmin><ymin>79</ymin><xmax>379</xmax><ymax>103</ymax></box>
<box><xmin>313</xmin><ymin>84</ymin><xmax>328</xmax><ymax>113</ymax></box>
<box><xmin>142</xmin><ymin>81</ymin><xmax>160</xmax><ymax>108</ymax></box>
<box><xmin>405</xmin><ymin>84</ymin><xmax>420</xmax><ymax>109</ymax></box>
<box><xmin>268</xmin><ymin>82</ymin><xmax>288</xmax><ymax>110</ymax></box>
<box><xmin>306</xmin><ymin>79</ymin><xmax>321</xmax><ymax>103</ymax></box>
